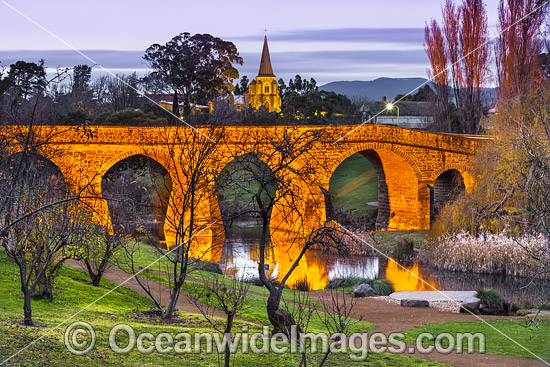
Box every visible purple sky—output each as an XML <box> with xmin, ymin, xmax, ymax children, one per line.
<box><xmin>0</xmin><ymin>0</ymin><xmax>502</xmax><ymax>84</ymax></box>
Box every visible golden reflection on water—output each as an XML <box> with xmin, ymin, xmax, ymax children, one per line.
<box><xmin>385</xmin><ymin>257</ymin><xmax>440</xmax><ymax>291</ymax></box>
<box><xmin>217</xmin><ymin>227</ymin><xmax>440</xmax><ymax>292</ymax></box>
<box><xmin>269</xmin><ymin>230</ymin><xmax>329</xmax><ymax>290</ymax></box>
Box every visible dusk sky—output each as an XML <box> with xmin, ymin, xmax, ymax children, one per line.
<box><xmin>0</xmin><ymin>0</ymin><xmax>502</xmax><ymax>85</ymax></box>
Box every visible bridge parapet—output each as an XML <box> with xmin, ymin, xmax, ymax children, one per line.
<box><xmin>1</xmin><ymin>124</ymin><xmax>484</xmax><ymax>245</ymax></box>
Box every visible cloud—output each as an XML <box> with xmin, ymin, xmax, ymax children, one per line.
<box><xmin>0</xmin><ymin>50</ymin><xmax>147</xmax><ymax>69</ymax></box>
<box><xmin>233</xmin><ymin>28</ymin><xmax>426</xmax><ymax>45</ymax></box>
<box><xmin>238</xmin><ymin>49</ymin><xmax>429</xmax><ymax>83</ymax></box>
<box><xmin>0</xmin><ymin>48</ymin><xmax>429</xmax><ymax>84</ymax></box>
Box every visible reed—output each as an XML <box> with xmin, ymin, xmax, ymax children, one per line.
<box><xmin>423</xmin><ymin>231</ymin><xmax>549</xmax><ymax>277</ymax></box>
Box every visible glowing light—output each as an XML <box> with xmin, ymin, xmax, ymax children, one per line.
<box><xmin>384</xmin><ymin>257</ymin><xmax>439</xmax><ymax>292</ymax></box>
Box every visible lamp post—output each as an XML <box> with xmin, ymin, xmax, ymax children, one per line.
<box><xmin>386</xmin><ymin>102</ymin><xmax>399</xmax><ymax>126</ymax></box>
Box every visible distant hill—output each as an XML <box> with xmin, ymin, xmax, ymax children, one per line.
<box><xmin>319</xmin><ymin>77</ymin><xmax>432</xmax><ymax>101</ymax></box>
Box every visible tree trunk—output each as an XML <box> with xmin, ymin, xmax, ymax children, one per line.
<box><xmin>224</xmin><ymin>313</ymin><xmax>234</xmax><ymax>367</ymax></box>
<box><xmin>172</xmin><ymin>90</ymin><xmax>179</xmax><ymax>116</ymax></box>
<box><xmin>91</xmin><ymin>275</ymin><xmax>101</xmax><ymax>287</ymax></box>
<box><xmin>164</xmin><ymin>287</ymin><xmax>180</xmax><ymax>319</ymax></box>
<box><xmin>23</xmin><ymin>289</ymin><xmax>33</xmax><ymax>326</ymax></box>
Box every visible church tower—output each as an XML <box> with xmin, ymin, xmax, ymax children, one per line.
<box><xmin>245</xmin><ymin>35</ymin><xmax>281</xmax><ymax>112</ymax></box>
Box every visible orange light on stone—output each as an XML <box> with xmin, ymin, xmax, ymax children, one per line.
<box><xmin>384</xmin><ymin>257</ymin><xmax>439</xmax><ymax>292</ymax></box>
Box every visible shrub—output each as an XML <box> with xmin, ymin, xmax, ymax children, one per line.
<box><xmin>195</xmin><ymin>261</ymin><xmax>223</xmax><ymax>275</ymax></box>
<box><xmin>325</xmin><ymin>277</ymin><xmax>395</xmax><ymax>295</ymax></box>
<box><xmin>294</xmin><ymin>278</ymin><xmax>310</xmax><ymax>291</ymax></box>
<box><xmin>393</xmin><ymin>238</ymin><xmax>415</xmax><ymax>262</ymax></box>
<box><xmin>476</xmin><ymin>288</ymin><xmax>503</xmax><ymax>310</ymax></box>
<box><xmin>371</xmin><ymin>279</ymin><xmax>394</xmax><ymax>296</ymax></box>
<box><xmin>326</xmin><ymin>277</ymin><xmax>372</xmax><ymax>289</ymax></box>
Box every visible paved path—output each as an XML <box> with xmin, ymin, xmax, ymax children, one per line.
<box><xmin>390</xmin><ymin>291</ymin><xmax>477</xmax><ymax>302</ymax></box>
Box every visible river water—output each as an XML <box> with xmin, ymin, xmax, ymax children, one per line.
<box><xmin>217</xmin><ymin>220</ymin><xmax>549</xmax><ymax>307</ymax></box>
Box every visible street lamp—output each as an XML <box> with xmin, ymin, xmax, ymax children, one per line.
<box><xmin>386</xmin><ymin>102</ymin><xmax>399</xmax><ymax>126</ymax></box>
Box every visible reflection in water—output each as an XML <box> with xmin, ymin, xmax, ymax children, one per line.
<box><xmin>217</xmin><ymin>222</ymin><xmax>546</xmax><ymax>306</ymax></box>
<box><xmin>385</xmin><ymin>257</ymin><xmax>440</xmax><ymax>291</ymax></box>
<box><xmin>220</xmin><ymin>221</ymin><xmax>381</xmax><ymax>290</ymax></box>
<box><xmin>328</xmin><ymin>256</ymin><xmax>379</xmax><ymax>281</ymax></box>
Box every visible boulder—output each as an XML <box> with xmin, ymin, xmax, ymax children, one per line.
<box><xmin>352</xmin><ymin>284</ymin><xmax>374</xmax><ymax>298</ymax></box>
<box><xmin>460</xmin><ymin>297</ymin><xmax>481</xmax><ymax>314</ymax></box>
<box><xmin>401</xmin><ymin>299</ymin><xmax>429</xmax><ymax>307</ymax></box>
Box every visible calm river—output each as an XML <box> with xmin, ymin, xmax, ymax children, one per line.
<box><xmin>217</xmin><ymin>220</ymin><xmax>548</xmax><ymax>307</ymax></box>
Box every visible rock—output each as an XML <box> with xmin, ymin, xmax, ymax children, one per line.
<box><xmin>460</xmin><ymin>297</ymin><xmax>481</xmax><ymax>314</ymax></box>
<box><xmin>400</xmin><ymin>299</ymin><xmax>429</xmax><ymax>307</ymax></box>
<box><xmin>352</xmin><ymin>284</ymin><xmax>374</xmax><ymax>297</ymax></box>
<box><xmin>480</xmin><ymin>306</ymin><xmax>507</xmax><ymax>316</ymax></box>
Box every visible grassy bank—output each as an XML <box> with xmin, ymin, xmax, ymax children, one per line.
<box><xmin>0</xmin><ymin>251</ymin><xmax>448</xmax><ymax>366</ymax></box>
<box><xmin>402</xmin><ymin>319</ymin><xmax>550</xmax><ymax>360</ymax></box>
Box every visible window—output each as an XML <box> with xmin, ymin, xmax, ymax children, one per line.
<box><xmin>265</xmin><ymin>85</ymin><xmax>269</xmax><ymax>93</ymax></box>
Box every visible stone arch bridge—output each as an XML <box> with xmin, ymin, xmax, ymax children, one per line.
<box><xmin>5</xmin><ymin>124</ymin><xmax>483</xmax><ymax>248</ymax></box>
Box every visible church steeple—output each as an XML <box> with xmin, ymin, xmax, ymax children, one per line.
<box><xmin>245</xmin><ymin>34</ymin><xmax>281</xmax><ymax>112</ymax></box>
<box><xmin>258</xmin><ymin>35</ymin><xmax>274</xmax><ymax>76</ymax></box>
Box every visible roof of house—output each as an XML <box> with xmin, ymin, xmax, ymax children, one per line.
<box><xmin>258</xmin><ymin>35</ymin><xmax>274</xmax><ymax>76</ymax></box>
<box><xmin>360</xmin><ymin>101</ymin><xmax>432</xmax><ymax>116</ymax></box>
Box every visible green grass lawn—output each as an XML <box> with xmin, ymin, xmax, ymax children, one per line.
<box><xmin>127</xmin><ymin>263</ymin><xmax>375</xmax><ymax>334</ymax></box>
<box><xmin>402</xmin><ymin>319</ymin><xmax>550</xmax><ymax>360</ymax></box>
<box><xmin>0</xmin><ymin>251</ymin><xmax>448</xmax><ymax>366</ymax></box>
<box><xmin>329</xmin><ymin>153</ymin><xmax>379</xmax><ymax>216</ymax></box>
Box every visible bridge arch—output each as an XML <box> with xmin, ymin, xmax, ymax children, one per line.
<box><xmin>98</xmin><ymin>147</ymin><xmax>174</xmax><ymax>180</ymax></box>
<box><xmin>1</xmin><ymin>151</ymin><xmax>66</xmax><ymax>186</ymax></box>
<box><xmin>214</xmin><ymin>152</ymin><xmax>277</xmax><ymax>229</ymax></box>
<box><xmin>430</xmin><ymin>169</ymin><xmax>466</xmax><ymax>222</ymax></box>
<box><xmin>429</xmin><ymin>164</ymin><xmax>474</xmax><ymax>194</ymax></box>
<box><xmin>328</xmin><ymin>142</ymin><xmax>423</xmax><ymax>182</ymax></box>
<box><xmin>327</xmin><ymin>143</ymin><xmax>428</xmax><ymax>230</ymax></box>
<box><xmin>100</xmin><ymin>153</ymin><xmax>173</xmax><ymax>241</ymax></box>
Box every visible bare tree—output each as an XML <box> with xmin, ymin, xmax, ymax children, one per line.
<box><xmin>496</xmin><ymin>0</ymin><xmax>547</xmax><ymax>98</ymax></box>
<box><xmin>0</xmin><ymin>152</ymin><xmax>95</xmax><ymax>324</ymax></box>
<box><xmin>80</xmin><ymin>223</ymin><xmax>126</xmax><ymax>287</ymax></box>
<box><xmin>425</xmin><ymin>0</ymin><xmax>491</xmax><ymax>133</ymax></box>
<box><xmin>0</xmin><ymin>68</ymin><xmax>99</xmax><ymax>325</ymax></box>
<box><xmin>187</xmin><ymin>275</ymin><xmax>250</xmax><ymax>367</ymax></box>
<box><xmin>282</xmin><ymin>291</ymin><xmax>314</xmax><ymax>366</ymax></box>
<box><xmin>424</xmin><ymin>19</ymin><xmax>453</xmax><ymax>132</ymax></box>
<box><xmin>122</xmin><ymin>123</ymin><xmax>224</xmax><ymax>319</ymax></box>
<box><xmin>316</xmin><ymin>289</ymin><xmax>361</xmax><ymax>367</ymax></box>
<box><xmin>219</xmin><ymin>127</ymin><xmax>354</xmax><ymax>334</ymax></box>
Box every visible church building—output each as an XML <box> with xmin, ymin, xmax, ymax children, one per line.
<box><xmin>244</xmin><ymin>36</ymin><xmax>281</xmax><ymax>112</ymax></box>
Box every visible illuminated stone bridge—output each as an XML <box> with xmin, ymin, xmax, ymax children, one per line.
<box><xmin>6</xmin><ymin>124</ymin><xmax>482</xmax><ymax>251</ymax></box>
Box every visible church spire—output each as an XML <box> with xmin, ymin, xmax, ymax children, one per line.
<box><xmin>258</xmin><ymin>35</ymin><xmax>274</xmax><ymax>76</ymax></box>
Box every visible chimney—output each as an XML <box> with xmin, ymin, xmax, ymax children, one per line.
<box><xmin>382</xmin><ymin>96</ymin><xmax>387</xmax><ymax>102</ymax></box>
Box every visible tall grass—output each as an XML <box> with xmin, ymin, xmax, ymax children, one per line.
<box><xmin>423</xmin><ymin>231</ymin><xmax>549</xmax><ymax>277</ymax></box>
<box><xmin>476</xmin><ymin>288</ymin><xmax>503</xmax><ymax>310</ymax></box>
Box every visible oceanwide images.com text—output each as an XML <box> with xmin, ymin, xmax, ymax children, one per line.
<box><xmin>65</xmin><ymin>322</ymin><xmax>485</xmax><ymax>360</ymax></box>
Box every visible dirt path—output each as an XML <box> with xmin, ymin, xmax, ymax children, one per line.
<box><xmin>66</xmin><ymin>260</ymin><xmax>230</xmax><ymax>320</ymax></box>
<box><xmin>67</xmin><ymin>261</ymin><xmax>548</xmax><ymax>367</ymax></box>
<box><xmin>308</xmin><ymin>291</ymin><xmax>549</xmax><ymax>367</ymax></box>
